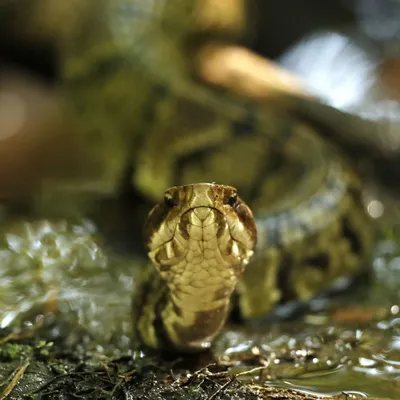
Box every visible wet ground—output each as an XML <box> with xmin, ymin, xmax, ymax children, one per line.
<box><xmin>0</xmin><ymin>217</ymin><xmax>399</xmax><ymax>399</ymax></box>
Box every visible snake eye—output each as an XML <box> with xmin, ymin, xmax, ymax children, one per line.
<box><xmin>228</xmin><ymin>192</ymin><xmax>238</xmax><ymax>207</ymax></box>
<box><xmin>164</xmin><ymin>193</ymin><xmax>175</xmax><ymax>208</ymax></box>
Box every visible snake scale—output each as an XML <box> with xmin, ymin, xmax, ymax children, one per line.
<box><xmin>5</xmin><ymin>0</ymin><xmax>375</xmax><ymax>352</ymax></box>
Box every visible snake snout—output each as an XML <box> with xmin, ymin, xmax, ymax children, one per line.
<box><xmin>186</xmin><ymin>206</ymin><xmax>220</xmax><ymax>227</ymax></box>
<box><xmin>193</xmin><ymin>206</ymin><xmax>213</xmax><ymax>222</ymax></box>
<box><xmin>179</xmin><ymin>206</ymin><xmax>224</xmax><ymax>241</ymax></box>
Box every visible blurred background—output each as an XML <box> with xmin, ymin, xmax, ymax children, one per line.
<box><xmin>1</xmin><ymin>0</ymin><xmax>400</xmax><ymax>206</ymax></box>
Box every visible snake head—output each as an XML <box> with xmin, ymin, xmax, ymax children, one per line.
<box><xmin>144</xmin><ymin>183</ymin><xmax>257</xmax><ymax>284</ymax></box>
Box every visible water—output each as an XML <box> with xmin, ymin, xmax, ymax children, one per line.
<box><xmin>215</xmin><ymin>234</ymin><xmax>400</xmax><ymax>398</ymax></box>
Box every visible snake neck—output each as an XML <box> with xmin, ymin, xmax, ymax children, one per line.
<box><xmin>160</xmin><ymin>286</ymin><xmax>232</xmax><ymax>352</ymax></box>
<box><xmin>135</xmin><ymin>266</ymin><xmax>238</xmax><ymax>353</ymax></box>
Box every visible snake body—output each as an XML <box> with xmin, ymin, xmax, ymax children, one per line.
<box><xmin>4</xmin><ymin>0</ymin><xmax>375</xmax><ymax>351</ymax></box>
<box><xmin>137</xmin><ymin>163</ymin><xmax>373</xmax><ymax>352</ymax></box>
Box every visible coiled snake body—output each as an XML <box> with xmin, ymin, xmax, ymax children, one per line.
<box><xmin>5</xmin><ymin>0</ymin><xmax>375</xmax><ymax>352</ymax></box>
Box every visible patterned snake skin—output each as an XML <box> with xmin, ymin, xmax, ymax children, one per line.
<box><xmin>4</xmin><ymin>0</ymin><xmax>375</xmax><ymax>352</ymax></box>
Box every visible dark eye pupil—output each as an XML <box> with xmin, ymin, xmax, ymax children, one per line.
<box><xmin>228</xmin><ymin>194</ymin><xmax>237</xmax><ymax>207</ymax></box>
<box><xmin>164</xmin><ymin>195</ymin><xmax>175</xmax><ymax>208</ymax></box>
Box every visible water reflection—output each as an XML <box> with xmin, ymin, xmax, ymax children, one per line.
<box><xmin>0</xmin><ymin>219</ymin><xmax>139</xmax><ymax>352</ymax></box>
<box><xmin>213</xmin><ymin>233</ymin><xmax>400</xmax><ymax>397</ymax></box>
<box><xmin>216</xmin><ymin>310</ymin><xmax>400</xmax><ymax>397</ymax></box>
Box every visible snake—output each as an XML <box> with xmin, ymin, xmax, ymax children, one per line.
<box><xmin>2</xmin><ymin>0</ymin><xmax>376</xmax><ymax>352</ymax></box>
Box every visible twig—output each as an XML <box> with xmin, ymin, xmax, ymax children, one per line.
<box><xmin>0</xmin><ymin>359</ymin><xmax>30</xmax><ymax>400</ymax></box>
